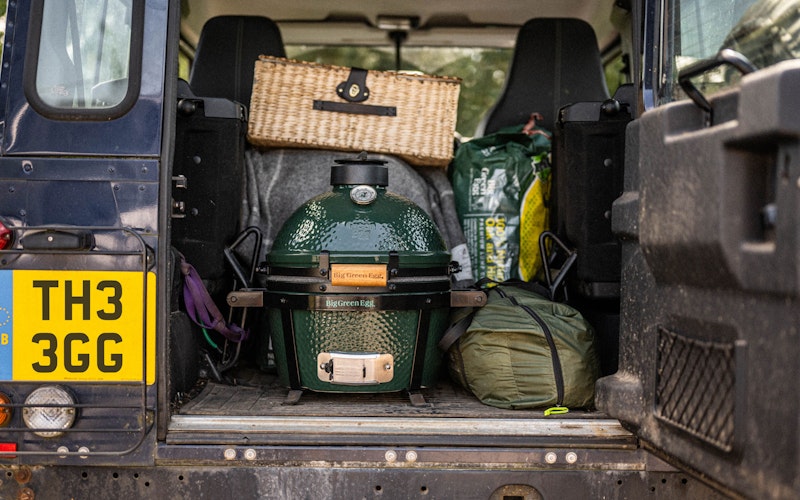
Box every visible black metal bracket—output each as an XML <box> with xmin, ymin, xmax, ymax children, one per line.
<box><xmin>282</xmin><ymin>389</ymin><xmax>304</xmax><ymax>406</ymax></box>
<box><xmin>678</xmin><ymin>49</ymin><xmax>756</xmax><ymax>126</ymax></box>
<box><xmin>539</xmin><ymin>231</ymin><xmax>578</xmax><ymax>301</ymax></box>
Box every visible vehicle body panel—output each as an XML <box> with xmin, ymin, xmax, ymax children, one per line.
<box><xmin>1</xmin><ymin>0</ymin><xmax>798</xmax><ymax>497</ymax></box>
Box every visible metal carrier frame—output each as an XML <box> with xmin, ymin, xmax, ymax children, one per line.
<box><xmin>0</xmin><ymin>225</ymin><xmax>153</xmax><ymax>459</ymax></box>
<box><xmin>241</xmin><ymin>250</ymin><xmax>462</xmax><ymax>405</ymax></box>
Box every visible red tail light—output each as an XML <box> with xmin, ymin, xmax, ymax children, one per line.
<box><xmin>0</xmin><ymin>220</ymin><xmax>11</xmax><ymax>250</ymax></box>
<box><xmin>0</xmin><ymin>443</ymin><xmax>17</xmax><ymax>459</ymax></box>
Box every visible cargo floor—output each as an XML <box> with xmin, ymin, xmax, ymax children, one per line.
<box><xmin>168</xmin><ymin>368</ymin><xmax>632</xmax><ymax>448</ymax></box>
<box><xmin>177</xmin><ymin>366</ymin><xmax>607</xmax><ymax>419</ymax></box>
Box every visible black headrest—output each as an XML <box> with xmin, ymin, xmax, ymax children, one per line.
<box><xmin>189</xmin><ymin>16</ymin><xmax>286</xmax><ymax>109</ymax></box>
<box><xmin>475</xmin><ymin>18</ymin><xmax>609</xmax><ymax>136</ymax></box>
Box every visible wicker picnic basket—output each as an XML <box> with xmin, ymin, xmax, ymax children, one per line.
<box><xmin>247</xmin><ymin>56</ymin><xmax>461</xmax><ymax>167</ymax></box>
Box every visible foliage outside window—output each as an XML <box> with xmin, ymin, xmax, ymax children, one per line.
<box><xmin>664</xmin><ymin>0</ymin><xmax>799</xmax><ymax>104</ymax></box>
<box><xmin>0</xmin><ymin>0</ymin><xmax>7</xmax><ymax>61</ymax></box>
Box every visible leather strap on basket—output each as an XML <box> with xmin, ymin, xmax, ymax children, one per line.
<box><xmin>336</xmin><ymin>68</ymin><xmax>370</xmax><ymax>102</ymax></box>
<box><xmin>437</xmin><ymin>312</ymin><xmax>476</xmax><ymax>352</ymax></box>
<box><xmin>180</xmin><ymin>254</ymin><xmax>248</xmax><ymax>343</ymax></box>
<box><xmin>313</xmin><ymin>67</ymin><xmax>397</xmax><ymax>116</ymax></box>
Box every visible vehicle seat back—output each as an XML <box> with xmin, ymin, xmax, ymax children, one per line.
<box><xmin>475</xmin><ymin>17</ymin><xmax>609</xmax><ymax>136</ymax></box>
<box><xmin>189</xmin><ymin>15</ymin><xmax>286</xmax><ymax>109</ymax></box>
<box><xmin>173</xmin><ymin>15</ymin><xmax>284</xmax><ymax>286</ymax></box>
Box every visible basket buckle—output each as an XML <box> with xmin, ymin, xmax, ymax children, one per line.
<box><xmin>336</xmin><ymin>67</ymin><xmax>370</xmax><ymax>102</ymax></box>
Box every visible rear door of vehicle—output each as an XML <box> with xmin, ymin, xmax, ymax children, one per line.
<box><xmin>0</xmin><ymin>0</ymin><xmax>169</xmax><ymax>463</ymax></box>
<box><xmin>597</xmin><ymin>0</ymin><xmax>800</xmax><ymax>497</ymax></box>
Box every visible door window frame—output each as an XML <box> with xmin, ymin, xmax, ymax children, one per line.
<box><xmin>22</xmin><ymin>0</ymin><xmax>145</xmax><ymax>121</ymax></box>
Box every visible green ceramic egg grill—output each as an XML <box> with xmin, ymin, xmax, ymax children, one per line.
<box><xmin>264</xmin><ymin>154</ymin><xmax>452</xmax><ymax>393</ymax></box>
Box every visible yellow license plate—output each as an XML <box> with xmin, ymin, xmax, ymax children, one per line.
<box><xmin>0</xmin><ymin>270</ymin><xmax>155</xmax><ymax>384</ymax></box>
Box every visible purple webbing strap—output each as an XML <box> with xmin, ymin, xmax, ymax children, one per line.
<box><xmin>180</xmin><ymin>256</ymin><xmax>248</xmax><ymax>343</ymax></box>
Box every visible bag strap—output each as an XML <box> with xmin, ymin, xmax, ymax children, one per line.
<box><xmin>493</xmin><ymin>286</ymin><xmax>569</xmax><ymax>416</ymax></box>
<box><xmin>437</xmin><ymin>312</ymin><xmax>476</xmax><ymax>352</ymax></box>
<box><xmin>439</xmin><ymin>278</ymin><xmax>548</xmax><ymax>353</ymax></box>
<box><xmin>438</xmin><ymin>283</ymin><xmax>490</xmax><ymax>352</ymax></box>
<box><xmin>180</xmin><ymin>254</ymin><xmax>248</xmax><ymax>343</ymax></box>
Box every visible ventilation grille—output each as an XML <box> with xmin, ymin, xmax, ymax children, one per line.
<box><xmin>656</xmin><ymin>327</ymin><xmax>743</xmax><ymax>452</ymax></box>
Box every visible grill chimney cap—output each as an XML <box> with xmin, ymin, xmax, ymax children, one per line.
<box><xmin>331</xmin><ymin>151</ymin><xmax>388</xmax><ymax>186</ymax></box>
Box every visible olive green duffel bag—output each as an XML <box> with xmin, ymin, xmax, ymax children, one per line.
<box><xmin>441</xmin><ymin>283</ymin><xmax>600</xmax><ymax>412</ymax></box>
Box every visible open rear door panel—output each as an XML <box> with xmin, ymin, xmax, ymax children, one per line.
<box><xmin>597</xmin><ymin>60</ymin><xmax>800</xmax><ymax>499</ymax></box>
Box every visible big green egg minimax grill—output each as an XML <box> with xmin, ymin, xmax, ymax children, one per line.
<box><xmin>263</xmin><ymin>154</ymin><xmax>454</xmax><ymax>397</ymax></box>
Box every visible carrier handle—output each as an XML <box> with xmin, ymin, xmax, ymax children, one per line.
<box><xmin>223</xmin><ymin>226</ymin><xmax>263</xmax><ymax>289</ymax></box>
<box><xmin>538</xmin><ymin>231</ymin><xmax>577</xmax><ymax>301</ymax></box>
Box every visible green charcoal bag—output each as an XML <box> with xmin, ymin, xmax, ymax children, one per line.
<box><xmin>450</xmin><ymin>119</ymin><xmax>552</xmax><ymax>283</ymax></box>
<box><xmin>445</xmin><ymin>284</ymin><xmax>600</xmax><ymax>410</ymax></box>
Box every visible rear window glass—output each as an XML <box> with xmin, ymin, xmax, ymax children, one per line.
<box><xmin>26</xmin><ymin>0</ymin><xmax>142</xmax><ymax>117</ymax></box>
<box><xmin>660</xmin><ymin>0</ymin><xmax>799</xmax><ymax>104</ymax></box>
